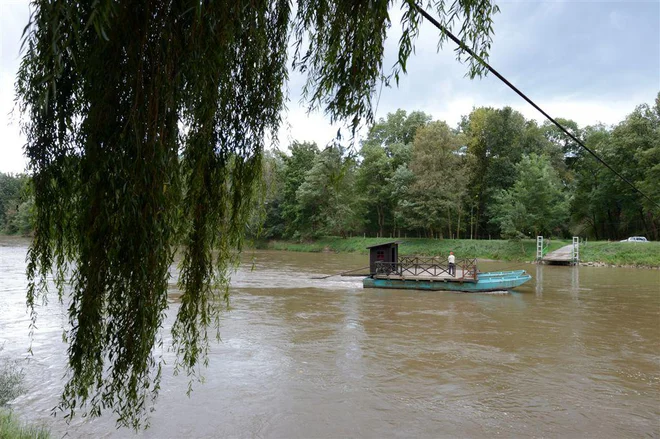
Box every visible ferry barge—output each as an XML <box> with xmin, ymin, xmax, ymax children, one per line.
<box><xmin>361</xmin><ymin>242</ymin><xmax>531</xmax><ymax>293</ymax></box>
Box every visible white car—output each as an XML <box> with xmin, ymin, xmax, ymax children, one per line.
<box><xmin>620</xmin><ymin>236</ymin><xmax>649</xmax><ymax>242</ymax></box>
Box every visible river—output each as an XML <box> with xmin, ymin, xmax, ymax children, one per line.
<box><xmin>1</xmin><ymin>238</ymin><xmax>658</xmax><ymax>438</ymax></box>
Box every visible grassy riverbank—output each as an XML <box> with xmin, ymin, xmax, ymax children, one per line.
<box><xmin>255</xmin><ymin>237</ymin><xmax>567</xmax><ymax>261</ymax></box>
<box><xmin>579</xmin><ymin>241</ymin><xmax>660</xmax><ymax>267</ymax></box>
<box><xmin>254</xmin><ymin>237</ymin><xmax>660</xmax><ymax>267</ymax></box>
<box><xmin>0</xmin><ymin>411</ymin><xmax>50</xmax><ymax>439</ymax></box>
<box><xmin>4</xmin><ymin>235</ymin><xmax>658</xmax><ymax>267</ymax></box>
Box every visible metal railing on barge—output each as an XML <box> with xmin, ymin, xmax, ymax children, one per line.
<box><xmin>375</xmin><ymin>257</ymin><xmax>478</xmax><ymax>281</ymax></box>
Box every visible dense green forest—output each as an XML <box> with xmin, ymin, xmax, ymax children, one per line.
<box><xmin>2</xmin><ymin>94</ymin><xmax>658</xmax><ymax>241</ymax></box>
<box><xmin>0</xmin><ymin>173</ymin><xmax>32</xmax><ymax>235</ymax></box>
<box><xmin>255</xmin><ymin>94</ymin><xmax>660</xmax><ymax>241</ymax></box>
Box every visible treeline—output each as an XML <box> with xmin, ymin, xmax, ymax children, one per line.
<box><xmin>3</xmin><ymin>94</ymin><xmax>659</xmax><ymax>241</ymax></box>
<box><xmin>0</xmin><ymin>173</ymin><xmax>33</xmax><ymax>235</ymax></box>
<box><xmin>256</xmin><ymin>94</ymin><xmax>660</xmax><ymax>241</ymax></box>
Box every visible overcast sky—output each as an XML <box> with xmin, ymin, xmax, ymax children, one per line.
<box><xmin>1</xmin><ymin>0</ymin><xmax>658</xmax><ymax>173</ymax></box>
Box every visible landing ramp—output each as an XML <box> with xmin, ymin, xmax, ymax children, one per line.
<box><xmin>542</xmin><ymin>244</ymin><xmax>574</xmax><ymax>264</ymax></box>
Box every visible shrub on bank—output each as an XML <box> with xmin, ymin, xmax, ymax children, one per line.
<box><xmin>0</xmin><ymin>351</ymin><xmax>23</xmax><ymax>407</ymax></box>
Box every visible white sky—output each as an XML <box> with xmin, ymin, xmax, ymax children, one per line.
<box><xmin>1</xmin><ymin>0</ymin><xmax>659</xmax><ymax>173</ymax></box>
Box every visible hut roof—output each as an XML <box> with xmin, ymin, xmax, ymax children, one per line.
<box><xmin>365</xmin><ymin>240</ymin><xmax>402</xmax><ymax>249</ymax></box>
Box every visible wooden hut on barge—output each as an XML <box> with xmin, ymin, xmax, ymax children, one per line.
<box><xmin>366</xmin><ymin>241</ymin><xmax>400</xmax><ymax>275</ymax></box>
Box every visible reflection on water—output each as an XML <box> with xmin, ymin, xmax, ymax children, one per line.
<box><xmin>1</xmin><ymin>239</ymin><xmax>659</xmax><ymax>438</ymax></box>
<box><xmin>535</xmin><ymin>264</ymin><xmax>543</xmax><ymax>297</ymax></box>
<box><xmin>571</xmin><ymin>266</ymin><xmax>580</xmax><ymax>301</ymax></box>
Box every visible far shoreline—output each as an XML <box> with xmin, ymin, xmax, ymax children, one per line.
<box><xmin>3</xmin><ymin>235</ymin><xmax>658</xmax><ymax>269</ymax></box>
<box><xmin>251</xmin><ymin>237</ymin><xmax>660</xmax><ymax>269</ymax></box>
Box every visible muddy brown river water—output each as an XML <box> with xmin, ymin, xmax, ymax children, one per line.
<box><xmin>1</xmin><ymin>238</ymin><xmax>659</xmax><ymax>438</ymax></box>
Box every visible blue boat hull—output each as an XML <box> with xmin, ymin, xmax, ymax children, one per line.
<box><xmin>363</xmin><ymin>270</ymin><xmax>532</xmax><ymax>292</ymax></box>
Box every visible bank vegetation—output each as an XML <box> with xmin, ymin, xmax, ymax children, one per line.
<box><xmin>254</xmin><ymin>237</ymin><xmax>660</xmax><ymax>268</ymax></box>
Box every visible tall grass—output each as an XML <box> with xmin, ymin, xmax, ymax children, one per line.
<box><xmin>0</xmin><ymin>347</ymin><xmax>50</xmax><ymax>439</ymax></box>
<box><xmin>0</xmin><ymin>411</ymin><xmax>50</xmax><ymax>439</ymax></box>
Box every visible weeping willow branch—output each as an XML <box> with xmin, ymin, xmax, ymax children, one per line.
<box><xmin>16</xmin><ymin>0</ymin><xmax>497</xmax><ymax>429</ymax></box>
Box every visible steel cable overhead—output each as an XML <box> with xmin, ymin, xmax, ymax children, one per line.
<box><xmin>410</xmin><ymin>2</ymin><xmax>660</xmax><ymax>210</ymax></box>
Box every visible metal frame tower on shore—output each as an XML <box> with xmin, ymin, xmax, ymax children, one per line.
<box><xmin>536</xmin><ymin>236</ymin><xmax>544</xmax><ymax>262</ymax></box>
<box><xmin>572</xmin><ymin>237</ymin><xmax>579</xmax><ymax>265</ymax></box>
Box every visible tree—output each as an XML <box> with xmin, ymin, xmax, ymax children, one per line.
<box><xmin>6</xmin><ymin>199</ymin><xmax>36</xmax><ymax>236</ymax></box>
<box><xmin>637</xmin><ymin>93</ymin><xmax>660</xmax><ymax>238</ymax></box>
<box><xmin>356</xmin><ymin>142</ymin><xmax>394</xmax><ymax>236</ymax></box>
<box><xmin>569</xmin><ymin>97</ymin><xmax>660</xmax><ymax>241</ymax></box>
<box><xmin>489</xmin><ymin>154</ymin><xmax>569</xmax><ymax>239</ymax></box>
<box><xmin>463</xmin><ymin>107</ymin><xmax>528</xmax><ymax>238</ymax></box>
<box><xmin>15</xmin><ymin>1</ymin><xmax>498</xmax><ymax>426</ymax></box>
<box><xmin>595</xmin><ymin>102</ymin><xmax>659</xmax><ymax>239</ymax></box>
<box><xmin>248</xmin><ymin>150</ymin><xmax>286</xmax><ymax>239</ymax></box>
<box><xmin>296</xmin><ymin>144</ymin><xmax>358</xmax><ymax>238</ymax></box>
<box><xmin>569</xmin><ymin>125</ymin><xmax>613</xmax><ymax>239</ymax></box>
<box><xmin>361</xmin><ymin>109</ymin><xmax>432</xmax><ymax>148</ymax></box>
<box><xmin>389</xmin><ymin>164</ymin><xmax>416</xmax><ymax>236</ymax></box>
<box><xmin>356</xmin><ymin>109</ymin><xmax>430</xmax><ymax>236</ymax></box>
<box><xmin>610</xmin><ymin>100</ymin><xmax>660</xmax><ymax>240</ymax></box>
<box><xmin>278</xmin><ymin>142</ymin><xmax>320</xmax><ymax>238</ymax></box>
<box><xmin>0</xmin><ymin>173</ymin><xmax>30</xmax><ymax>232</ymax></box>
<box><xmin>405</xmin><ymin>121</ymin><xmax>468</xmax><ymax>238</ymax></box>
<box><xmin>542</xmin><ymin>118</ymin><xmax>583</xmax><ymax>159</ymax></box>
